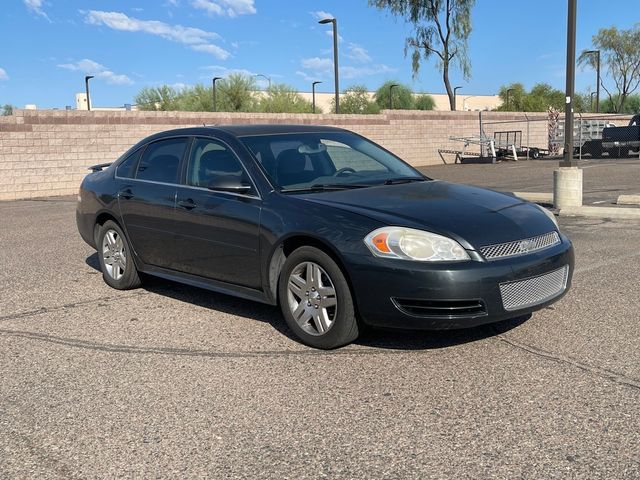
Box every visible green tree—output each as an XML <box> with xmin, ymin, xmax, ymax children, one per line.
<box><xmin>369</xmin><ymin>0</ymin><xmax>475</xmax><ymax>110</ymax></box>
<box><xmin>523</xmin><ymin>83</ymin><xmax>564</xmax><ymax>112</ymax></box>
<box><xmin>579</xmin><ymin>25</ymin><xmax>640</xmax><ymax>113</ymax></box>
<box><xmin>135</xmin><ymin>85</ymin><xmax>180</xmax><ymax>111</ymax></box>
<box><xmin>496</xmin><ymin>83</ymin><xmax>527</xmax><ymax>111</ymax></box>
<box><xmin>599</xmin><ymin>93</ymin><xmax>640</xmax><ymax>113</ymax></box>
<box><xmin>374</xmin><ymin>81</ymin><xmax>415</xmax><ymax>110</ymax></box>
<box><xmin>176</xmin><ymin>84</ymin><xmax>213</xmax><ymax>112</ymax></box>
<box><xmin>259</xmin><ymin>83</ymin><xmax>313</xmax><ymax>113</ymax></box>
<box><xmin>414</xmin><ymin>94</ymin><xmax>436</xmax><ymax>110</ymax></box>
<box><xmin>496</xmin><ymin>83</ymin><xmax>568</xmax><ymax>112</ymax></box>
<box><xmin>334</xmin><ymin>85</ymin><xmax>379</xmax><ymax>114</ymax></box>
<box><xmin>2</xmin><ymin>104</ymin><xmax>13</xmax><ymax>116</ymax></box>
<box><xmin>216</xmin><ymin>73</ymin><xmax>258</xmax><ymax>112</ymax></box>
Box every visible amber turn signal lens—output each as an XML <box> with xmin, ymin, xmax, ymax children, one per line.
<box><xmin>371</xmin><ymin>232</ymin><xmax>390</xmax><ymax>253</ymax></box>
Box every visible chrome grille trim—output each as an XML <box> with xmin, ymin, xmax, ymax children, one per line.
<box><xmin>500</xmin><ymin>266</ymin><xmax>569</xmax><ymax>311</ymax></box>
<box><xmin>480</xmin><ymin>231</ymin><xmax>560</xmax><ymax>260</ymax></box>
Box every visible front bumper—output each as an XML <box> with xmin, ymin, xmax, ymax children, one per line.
<box><xmin>346</xmin><ymin>236</ymin><xmax>574</xmax><ymax>330</ymax></box>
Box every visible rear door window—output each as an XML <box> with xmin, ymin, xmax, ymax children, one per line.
<box><xmin>136</xmin><ymin>138</ymin><xmax>188</xmax><ymax>184</ymax></box>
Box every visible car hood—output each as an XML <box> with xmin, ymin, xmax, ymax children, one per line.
<box><xmin>300</xmin><ymin>180</ymin><xmax>556</xmax><ymax>249</ymax></box>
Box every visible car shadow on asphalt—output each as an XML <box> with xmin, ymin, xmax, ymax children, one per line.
<box><xmin>86</xmin><ymin>253</ymin><xmax>530</xmax><ymax>352</ymax></box>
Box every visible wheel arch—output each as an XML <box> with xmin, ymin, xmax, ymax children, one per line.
<box><xmin>266</xmin><ymin>234</ymin><xmax>357</xmax><ymax>309</ymax></box>
<box><xmin>93</xmin><ymin>211</ymin><xmax>123</xmax><ymax>245</ymax></box>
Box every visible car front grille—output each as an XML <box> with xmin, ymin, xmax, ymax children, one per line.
<box><xmin>392</xmin><ymin>298</ymin><xmax>487</xmax><ymax>318</ymax></box>
<box><xmin>499</xmin><ymin>266</ymin><xmax>569</xmax><ymax>311</ymax></box>
<box><xmin>480</xmin><ymin>231</ymin><xmax>561</xmax><ymax>260</ymax></box>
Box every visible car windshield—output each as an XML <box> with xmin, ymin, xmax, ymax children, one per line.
<box><xmin>239</xmin><ymin>131</ymin><xmax>426</xmax><ymax>192</ymax></box>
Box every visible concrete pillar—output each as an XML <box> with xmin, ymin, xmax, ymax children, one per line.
<box><xmin>554</xmin><ymin>167</ymin><xmax>583</xmax><ymax>209</ymax></box>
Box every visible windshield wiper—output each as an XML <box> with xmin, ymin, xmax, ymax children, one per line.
<box><xmin>382</xmin><ymin>177</ymin><xmax>427</xmax><ymax>185</ymax></box>
<box><xmin>280</xmin><ymin>183</ymin><xmax>370</xmax><ymax>193</ymax></box>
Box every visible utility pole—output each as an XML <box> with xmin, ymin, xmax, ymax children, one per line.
<box><xmin>85</xmin><ymin>75</ymin><xmax>94</xmax><ymax>111</ymax></box>
<box><xmin>312</xmin><ymin>81</ymin><xmax>322</xmax><ymax>113</ymax></box>
<box><xmin>319</xmin><ymin>17</ymin><xmax>339</xmax><ymax>113</ymax></box>
<box><xmin>585</xmin><ymin>50</ymin><xmax>601</xmax><ymax>113</ymax></box>
<box><xmin>212</xmin><ymin>77</ymin><xmax>222</xmax><ymax>112</ymax></box>
<box><xmin>554</xmin><ymin>0</ymin><xmax>583</xmax><ymax>210</ymax></box>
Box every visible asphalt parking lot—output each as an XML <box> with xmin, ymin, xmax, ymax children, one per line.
<box><xmin>1</xmin><ymin>185</ymin><xmax>639</xmax><ymax>478</ymax></box>
<box><xmin>420</xmin><ymin>156</ymin><xmax>640</xmax><ymax>205</ymax></box>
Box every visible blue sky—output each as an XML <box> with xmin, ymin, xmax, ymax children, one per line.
<box><xmin>0</xmin><ymin>0</ymin><xmax>637</xmax><ymax>108</ymax></box>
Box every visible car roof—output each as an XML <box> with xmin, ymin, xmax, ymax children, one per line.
<box><xmin>212</xmin><ymin>124</ymin><xmax>349</xmax><ymax>136</ymax></box>
<box><xmin>148</xmin><ymin>124</ymin><xmax>350</xmax><ymax>140</ymax></box>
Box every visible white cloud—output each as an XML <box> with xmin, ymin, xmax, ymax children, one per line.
<box><xmin>301</xmin><ymin>57</ymin><xmax>332</xmax><ymax>70</ymax></box>
<box><xmin>325</xmin><ymin>29</ymin><xmax>343</xmax><ymax>42</ymax></box>
<box><xmin>0</xmin><ymin>68</ymin><xmax>8</xmax><ymax>80</ymax></box>
<box><xmin>341</xmin><ymin>64</ymin><xmax>395</xmax><ymax>79</ymax></box>
<box><xmin>310</xmin><ymin>11</ymin><xmax>334</xmax><ymax>21</ymax></box>
<box><xmin>84</xmin><ymin>10</ymin><xmax>230</xmax><ymax>59</ymax></box>
<box><xmin>298</xmin><ymin>55</ymin><xmax>395</xmax><ymax>82</ymax></box>
<box><xmin>191</xmin><ymin>0</ymin><xmax>256</xmax><ymax>17</ymax></box>
<box><xmin>57</xmin><ymin>59</ymin><xmax>134</xmax><ymax>85</ymax></box>
<box><xmin>85</xmin><ymin>11</ymin><xmax>218</xmax><ymax>44</ymax></box>
<box><xmin>346</xmin><ymin>43</ymin><xmax>371</xmax><ymax>63</ymax></box>
<box><xmin>200</xmin><ymin>65</ymin><xmax>258</xmax><ymax>78</ymax></box>
<box><xmin>295</xmin><ymin>70</ymin><xmax>321</xmax><ymax>82</ymax></box>
<box><xmin>190</xmin><ymin>44</ymin><xmax>231</xmax><ymax>60</ymax></box>
<box><xmin>24</xmin><ymin>0</ymin><xmax>50</xmax><ymax>20</ymax></box>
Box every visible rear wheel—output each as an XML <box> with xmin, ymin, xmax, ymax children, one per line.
<box><xmin>97</xmin><ymin>220</ymin><xmax>141</xmax><ymax>290</ymax></box>
<box><xmin>278</xmin><ymin>246</ymin><xmax>359</xmax><ymax>349</ymax></box>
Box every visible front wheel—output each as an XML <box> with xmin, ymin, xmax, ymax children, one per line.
<box><xmin>96</xmin><ymin>220</ymin><xmax>141</xmax><ymax>290</ymax></box>
<box><xmin>278</xmin><ymin>246</ymin><xmax>359</xmax><ymax>349</ymax></box>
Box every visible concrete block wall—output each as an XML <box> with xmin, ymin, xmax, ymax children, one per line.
<box><xmin>0</xmin><ymin>109</ymin><xmax>590</xmax><ymax>201</ymax></box>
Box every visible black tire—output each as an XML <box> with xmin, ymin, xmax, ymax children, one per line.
<box><xmin>96</xmin><ymin>220</ymin><xmax>142</xmax><ymax>290</ymax></box>
<box><xmin>278</xmin><ymin>246</ymin><xmax>359</xmax><ymax>349</ymax></box>
<box><xmin>530</xmin><ymin>148</ymin><xmax>540</xmax><ymax>159</ymax></box>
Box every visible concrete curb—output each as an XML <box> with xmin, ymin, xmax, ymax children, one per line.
<box><xmin>512</xmin><ymin>192</ymin><xmax>554</xmax><ymax>203</ymax></box>
<box><xmin>617</xmin><ymin>195</ymin><xmax>640</xmax><ymax>206</ymax></box>
<box><xmin>559</xmin><ymin>206</ymin><xmax>640</xmax><ymax>220</ymax></box>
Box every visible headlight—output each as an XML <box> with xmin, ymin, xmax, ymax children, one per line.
<box><xmin>537</xmin><ymin>205</ymin><xmax>559</xmax><ymax>229</ymax></box>
<box><xmin>364</xmin><ymin>227</ymin><xmax>470</xmax><ymax>262</ymax></box>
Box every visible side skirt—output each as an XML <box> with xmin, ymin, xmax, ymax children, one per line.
<box><xmin>141</xmin><ymin>265</ymin><xmax>276</xmax><ymax>306</ymax></box>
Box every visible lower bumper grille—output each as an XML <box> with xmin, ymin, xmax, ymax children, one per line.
<box><xmin>392</xmin><ymin>298</ymin><xmax>487</xmax><ymax>318</ymax></box>
<box><xmin>500</xmin><ymin>266</ymin><xmax>569</xmax><ymax>311</ymax></box>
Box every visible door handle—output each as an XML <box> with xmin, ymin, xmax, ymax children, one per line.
<box><xmin>178</xmin><ymin>199</ymin><xmax>197</xmax><ymax>210</ymax></box>
<box><xmin>119</xmin><ymin>189</ymin><xmax>134</xmax><ymax>200</ymax></box>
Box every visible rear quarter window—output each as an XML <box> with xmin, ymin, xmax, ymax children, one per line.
<box><xmin>116</xmin><ymin>149</ymin><xmax>142</xmax><ymax>179</ymax></box>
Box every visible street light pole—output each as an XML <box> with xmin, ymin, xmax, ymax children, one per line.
<box><xmin>212</xmin><ymin>77</ymin><xmax>222</xmax><ymax>112</ymax></box>
<box><xmin>453</xmin><ymin>86</ymin><xmax>462</xmax><ymax>111</ymax></box>
<box><xmin>85</xmin><ymin>75</ymin><xmax>94</xmax><ymax>111</ymax></box>
<box><xmin>554</xmin><ymin>0</ymin><xmax>582</xmax><ymax>211</ymax></box>
<box><xmin>561</xmin><ymin>0</ymin><xmax>577</xmax><ymax>168</ymax></box>
<box><xmin>590</xmin><ymin>91</ymin><xmax>597</xmax><ymax>112</ymax></box>
<box><xmin>585</xmin><ymin>50</ymin><xmax>600</xmax><ymax>113</ymax></box>
<box><xmin>312</xmin><ymin>81</ymin><xmax>322</xmax><ymax>113</ymax></box>
<box><xmin>506</xmin><ymin>88</ymin><xmax>514</xmax><ymax>111</ymax></box>
<box><xmin>389</xmin><ymin>84</ymin><xmax>399</xmax><ymax>109</ymax></box>
<box><xmin>255</xmin><ymin>74</ymin><xmax>271</xmax><ymax>89</ymax></box>
<box><xmin>319</xmin><ymin>17</ymin><xmax>339</xmax><ymax>113</ymax></box>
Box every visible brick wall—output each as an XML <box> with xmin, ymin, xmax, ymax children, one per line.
<box><xmin>0</xmin><ymin>109</ymin><xmax>555</xmax><ymax>201</ymax></box>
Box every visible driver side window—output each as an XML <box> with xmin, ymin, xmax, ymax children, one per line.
<box><xmin>186</xmin><ymin>138</ymin><xmax>251</xmax><ymax>191</ymax></box>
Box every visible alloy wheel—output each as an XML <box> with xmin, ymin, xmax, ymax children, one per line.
<box><xmin>287</xmin><ymin>261</ymin><xmax>338</xmax><ymax>336</ymax></box>
<box><xmin>102</xmin><ymin>229</ymin><xmax>126</xmax><ymax>280</ymax></box>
